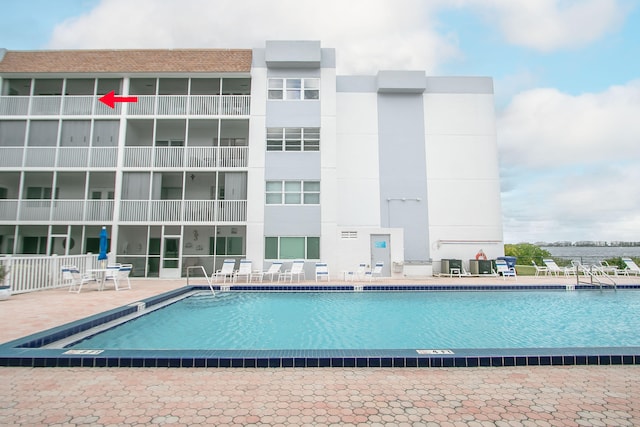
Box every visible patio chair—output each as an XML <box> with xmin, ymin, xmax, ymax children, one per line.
<box><xmin>364</xmin><ymin>262</ymin><xmax>384</xmax><ymax>281</ymax></box>
<box><xmin>64</xmin><ymin>266</ymin><xmax>97</xmax><ymax>293</ymax></box>
<box><xmin>344</xmin><ymin>263</ymin><xmax>367</xmax><ymax>281</ymax></box>
<box><xmin>495</xmin><ymin>259</ymin><xmax>516</xmax><ymax>280</ymax></box>
<box><xmin>620</xmin><ymin>257</ymin><xmax>640</xmax><ymax>276</ymax></box>
<box><xmin>531</xmin><ymin>261</ymin><xmax>548</xmax><ymax>277</ymax></box>
<box><xmin>233</xmin><ymin>259</ymin><xmax>253</xmax><ymax>283</ymax></box>
<box><xmin>259</xmin><ymin>261</ymin><xmax>283</xmax><ymax>282</ymax></box>
<box><xmin>114</xmin><ymin>264</ymin><xmax>133</xmax><ymax>290</ymax></box>
<box><xmin>542</xmin><ymin>259</ymin><xmax>565</xmax><ymax>276</ymax></box>
<box><xmin>212</xmin><ymin>259</ymin><xmax>236</xmax><ymax>283</ymax></box>
<box><xmin>279</xmin><ymin>260</ymin><xmax>306</xmax><ymax>282</ymax></box>
<box><xmin>315</xmin><ymin>262</ymin><xmax>330</xmax><ymax>282</ymax></box>
<box><xmin>598</xmin><ymin>260</ymin><xmax>619</xmax><ymax>275</ymax></box>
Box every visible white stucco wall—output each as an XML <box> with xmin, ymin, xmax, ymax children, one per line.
<box><xmin>424</xmin><ymin>93</ymin><xmax>504</xmax><ymax>269</ymax></box>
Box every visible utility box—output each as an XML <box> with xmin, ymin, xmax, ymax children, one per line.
<box><xmin>469</xmin><ymin>259</ymin><xmax>494</xmax><ymax>275</ymax></box>
<box><xmin>441</xmin><ymin>259</ymin><xmax>462</xmax><ymax>275</ymax></box>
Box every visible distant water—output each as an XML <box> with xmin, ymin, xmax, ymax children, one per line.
<box><xmin>541</xmin><ymin>246</ymin><xmax>640</xmax><ymax>263</ymax></box>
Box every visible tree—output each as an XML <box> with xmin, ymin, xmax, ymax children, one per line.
<box><xmin>504</xmin><ymin>243</ymin><xmax>552</xmax><ymax>266</ymax></box>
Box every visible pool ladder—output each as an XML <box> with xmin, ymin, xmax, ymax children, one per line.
<box><xmin>573</xmin><ymin>264</ymin><xmax>617</xmax><ymax>291</ymax></box>
<box><xmin>186</xmin><ymin>265</ymin><xmax>215</xmax><ymax>295</ymax></box>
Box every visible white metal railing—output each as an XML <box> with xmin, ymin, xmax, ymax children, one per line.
<box><xmin>123</xmin><ymin>147</ymin><xmax>153</xmax><ymax>168</ymax></box>
<box><xmin>0</xmin><ymin>94</ymin><xmax>250</xmax><ymax>116</ymax></box>
<box><xmin>1</xmin><ymin>253</ymin><xmax>99</xmax><ymax>294</ymax></box>
<box><xmin>2</xmin><ymin>199</ymin><xmax>113</xmax><ymax>222</ymax></box>
<box><xmin>0</xmin><ymin>200</ymin><xmax>18</xmax><ymax>220</ymax></box>
<box><xmin>0</xmin><ymin>147</ymin><xmax>24</xmax><ymax>167</ymax></box>
<box><xmin>154</xmin><ymin>147</ymin><xmax>184</xmax><ymax>168</ymax></box>
<box><xmin>185</xmin><ymin>146</ymin><xmax>248</xmax><ymax>168</ymax></box>
<box><xmin>57</xmin><ymin>147</ymin><xmax>90</xmax><ymax>167</ymax></box>
<box><xmin>62</xmin><ymin>96</ymin><xmax>94</xmax><ymax>115</ymax></box>
<box><xmin>89</xmin><ymin>147</ymin><xmax>118</xmax><ymax>167</ymax></box>
<box><xmin>24</xmin><ymin>147</ymin><xmax>57</xmax><ymax>167</ymax></box>
<box><xmin>0</xmin><ymin>96</ymin><xmax>29</xmax><ymax>115</ymax></box>
<box><xmin>119</xmin><ymin>199</ymin><xmax>246</xmax><ymax>222</ymax></box>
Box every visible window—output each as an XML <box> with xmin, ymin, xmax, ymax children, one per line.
<box><xmin>266</xmin><ymin>127</ymin><xmax>320</xmax><ymax>151</ymax></box>
<box><xmin>265</xmin><ymin>180</ymin><xmax>320</xmax><ymax>205</ymax></box>
<box><xmin>265</xmin><ymin>236</ymin><xmax>320</xmax><ymax>259</ymax></box>
<box><xmin>210</xmin><ymin>236</ymin><xmax>243</xmax><ymax>255</ymax></box>
<box><xmin>26</xmin><ymin>187</ymin><xmax>57</xmax><ymax>199</ymax></box>
<box><xmin>268</xmin><ymin>78</ymin><xmax>319</xmax><ymax>100</ymax></box>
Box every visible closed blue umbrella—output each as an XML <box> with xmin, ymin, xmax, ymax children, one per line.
<box><xmin>98</xmin><ymin>226</ymin><xmax>108</xmax><ymax>262</ymax></box>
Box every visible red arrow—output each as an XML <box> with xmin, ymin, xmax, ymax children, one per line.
<box><xmin>98</xmin><ymin>90</ymin><xmax>138</xmax><ymax>108</ymax></box>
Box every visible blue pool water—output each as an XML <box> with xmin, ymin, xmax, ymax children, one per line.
<box><xmin>69</xmin><ymin>291</ymin><xmax>640</xmax><ymax>351</ymax></box>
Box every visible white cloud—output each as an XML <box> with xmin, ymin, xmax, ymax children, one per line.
<box><xmin>498</xmin><ymin>80</ymin><xmax>640</xmax><ymax>242</ymax></box>
<box><xmin>47</xmin><ymin>0</ymin><xmax>461</xmax><ymax>74</ymax></box>
<box><xmin>468</xmin><ymin>0</ymin><xmax>628</xmax><ymax>51</ymax></box>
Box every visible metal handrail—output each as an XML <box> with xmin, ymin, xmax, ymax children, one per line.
<box><xmin>186</xmin><ymin>265</ymin><xmax>214</xmax><ymax>295</ymax></box>
<box><xmin>575</xmin><ymin>263</ymin><xmax>617</xmax><ymax>290</ymax></box>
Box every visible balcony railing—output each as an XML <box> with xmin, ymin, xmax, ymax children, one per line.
<box><xmin>0</xmin><ymin>95</ymin><xmax>250</xmax><ymax>116</ymax></box>
<box><xmin>0</xmin><ymin>147</ymin><xmax>118</xmax><ymax>168</ymax></box>
<box><xmin>0</xmin><ymin>199</ymin><xmax>114</xmax><ymax>222</ymax></box>
<box><xmin>123</xmin><ymin>146</ymin><xmax>248</xmax><ymax>168</ymax></box>
<box><xmin>119</xmin><ymin>200</ymin><xmax>246</xmax><ymax>223</ymax></box>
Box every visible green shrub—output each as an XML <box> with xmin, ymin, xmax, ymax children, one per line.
<box><xmin>504</xmin><ymin>243</ymin><xmax>552</xmax><ymax>267</ymax></box>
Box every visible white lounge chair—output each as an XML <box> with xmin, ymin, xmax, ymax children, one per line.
<box><xmin>315</xmin><ymin>262</ymin><xmax>330</xmax><ymax>282</ymax></box>
<box><xmin>620</xmin><ymin>257</ymin><xmax>640</xmax><ymax>276</ymax></box>
<box><xmin>598</xmin><ymin>260</ymin><xmax>619</xmax><ymax>275</ymax></box>
<box><xmin>364</xmin><ymin>262</ymin><xmax>384</xmax><ymax>281</ymax></box>
<box><xmin>531</xmin><ymin>261</ymin><xmax>548</xmax><ymax>277</ymax></box>
<box><xmin>234</xmin><ymin>259</ymin><xmax>253</xmax><ymax>283</ymax></box>
<box><xmin>344</xmin><ymin>263</ymin><xmax>367</xmax><ymax>281</ymax></box>
<box><xmin>212</xmin><ymin>259</ymin><xmax>236</xmax><ymax>283</ymax></box>
<box><xmin>259</xmin><ymin>261</ymin><xmax>283</xmax><ymax>282</ymax></box>
<box><xmin>279</xmin><ymin>260</ymin><xmax>305</xmax><ymax>282</ymax></box>
<box><xmin>542</xmin><ymin>259</ymin><xmax>566</xmax><ymax>276</ymax></box>
<box><xmin>495</xmin><ymin>259</ymin><xmax>516</xmax><ymax>280</ymax></box>
<box><xmin>63</xmin><ymin>266</ymin><xmax>97</xmax><ymax>293</ymax></box>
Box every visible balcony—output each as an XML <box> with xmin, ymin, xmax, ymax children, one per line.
<box><xmin>0</xmin><ymin>199</ymin><xmax>114</xmax><ymax>222</ymax></box>
<box><xmin>119</xmin><ymin>200</ymin><xmax>247</xmax><ymax>223</ymax></box>
<box><xmin>0</xmin><ymin>95</ymin><xmax>250</xmax><ymax>117</ymax></box>
<box><xmin>0</xmin><ymin>147</ymin><xmax>118</xmax><ymax>168</ymax></box>
<box><xmin>0</xmin><ymin>199</ymin><xmax>246</xmax><ymax>223</ymax></box>
<box><xmin>123</xmin><ymin>146</ymin><xmax>248</xmax><ymax>168</ymax></box>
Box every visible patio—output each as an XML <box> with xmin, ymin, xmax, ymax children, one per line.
<box><xmin>1</xmin><ymin>277</ymin><xmax>640</xmax><ymax>425</ymax></box>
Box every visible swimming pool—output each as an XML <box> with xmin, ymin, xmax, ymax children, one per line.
<box><xmin>68</xmin><ymin>290</ymin><xmax>640</xmax><ymax>350</ymax></box>
<box><xmin>2</xmin><ymin>284</ymin><xmax>640</xmax><ymax>368</ymax></box>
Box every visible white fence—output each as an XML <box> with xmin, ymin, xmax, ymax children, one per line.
<box><xmin>0</xmin><ymin>253</ymin><xmax>99</xmax><ymax>294</ymax></box>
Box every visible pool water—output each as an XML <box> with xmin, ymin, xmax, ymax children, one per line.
<box><xmin>69</xmin><ymin>291</ymin><xmax>640</xmax><ymax>350</ymax></box>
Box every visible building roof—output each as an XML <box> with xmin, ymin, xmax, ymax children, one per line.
<box><xmin>0</xmin><ymin>49</ymin><xmax>253</xmax><ymax>74</ymax></box>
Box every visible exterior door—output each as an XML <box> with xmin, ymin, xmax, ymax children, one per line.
<box><xmin>370</xmin><ymin>234</ymin><xmax>391</xmax><ymax>277</ymax></box>
<box><xmin>160</xmin><ymin>236</ymin><xmax>181</xmax><ymax>278</ymax></box>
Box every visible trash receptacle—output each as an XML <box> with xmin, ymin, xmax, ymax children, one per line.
<box><xmin>497</xmin><ymin>256</ymin><xmax>517</xmax><ymax>269</ymax></box>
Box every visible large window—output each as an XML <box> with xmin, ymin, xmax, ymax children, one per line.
<box><xmin>266</xmin><ymin>181</ymin><xmax>320</xmax><ymax>205</ymax></box>
<box><xmin>266</xmin><ymin>127</ymin><xmax>320</xmax><ymax>151</ymax></box>
<box><xmin>265</xmin><ymin>236</ymin><xmax>320</xmax><ymax>260</ymax></box>
<box><xmin>268</xmin><ymin>78</ymin><xmax>319</xmax><ymax>100</ymax></box>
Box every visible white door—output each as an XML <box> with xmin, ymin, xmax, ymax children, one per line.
<box><xmin>370</xmin><ymin>234</ymin><xmax>391</xmax><ymax>277</ymax></box>
<box><xmin>160</xmin><ymin>235</ymin><xmax>181</xmax><ymax>278</ymax></box>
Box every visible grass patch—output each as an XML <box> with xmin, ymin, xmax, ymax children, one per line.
<box><xmin>515</xmin><ymin>265</ymin><xmax>536</xmax><ymax>276</ymax></box>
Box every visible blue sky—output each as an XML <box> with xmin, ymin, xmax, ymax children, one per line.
<box><xmin>2</xmin><ymin>0</ymin><xmax>640</xmax><ymax>244</ymax></box>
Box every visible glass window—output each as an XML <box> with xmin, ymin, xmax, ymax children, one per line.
<box><xmin>266</xmin><ymin>128</ymin><xmax>284</xmax><ymax>151</ymax></box>
<box><xmin>303</xmin><ymin>181</ymin><xmax>320</xmax><ymax>204</ymax></box>
<box><xmin>284</xmin><ymin>181</ymin><xmax>301</xmax><ymax>204</ymax></box>
<box><xmin>265</xmin><ymin>181</ymin><xmax>282</xmax><ymax>204</ymax></box>
<box><xmin>268</xmin><ymin>79</ymin><xmax>283</xmax><ymax>100</ymax></box>
<box><xmin>279</xmin><ymin>237</ymin><xmax>305</xmax><ymax>259</ymax></box>
<box><xmin>304</xmin><ymin>79</ymin><xmax>320</xmax><ymax>100</ymax></box>
<box><xmin>307</xmin><ymin>237</ymin><xmax>320</xmax><ymax>259</ymax></box>
<box><xmin>265</xmin><ymin>237</ymin><xmax>278</xmax><ymax>259</ymax></box>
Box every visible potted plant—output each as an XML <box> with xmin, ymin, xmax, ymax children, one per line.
<box><xmin>0</xmin><ymin>263</ymin><xmax>10</xmax><ymax>300</ymax></box>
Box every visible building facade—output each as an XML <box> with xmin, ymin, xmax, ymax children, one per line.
<box><xmin>0</xmin><ymin>41</ymin><xmax>503</xmax><ymax>278</ymax></box>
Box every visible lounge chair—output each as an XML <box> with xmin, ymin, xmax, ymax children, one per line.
<box><xmin>279</xmin><ymin>260</ymin><xmax>305</xmax><ymax>282</ymax></box>
<box><xmin>495</xmin><ymin>259</ymin><xmax>516</xmax><ymax>280</ymax></box>
<box><xmin>364</xmin><ymin>262</ymin><xmax>384</xmax><ymax>281</ymax></box>
<box><xmin>542</xmin><ymin>259</ymin><xmax>568</xmax><ymax>276</ymax></box>
<box><xmin>212</xmin><ymin>259</ymin><xmax>236</xmax><ymax>283</ymax></box>
<box><xmin>531</xmin><ymin>261</ymin><xmax>548</xmax><ymax>277</ymax></box>
<box><xmin>104</xmin><ymin>264</ymin><xmax>132</xmax><ymax>291</ymax></box>
<box><xmin>344</xmin><ymin>263</ymin><xmax>367</xmax><ymax>281</ymax></box>
<box><xmin>63</xmin><ymin>266</ymin><xmax>97</xmax><ymax>293</ymax></box>
<box><xmin>315</xmin><ymin>262</ymin><xmax>330</xmax><ymax>282</ymax></box>
<box><xmin>234</xmin><ymin>259</ymin><xmax>253</xmax><ymax>283</ymax></box>
<box><xmin>620</xmin><ymin>257</ymin><xmax>640</xmax><ymax>276</ymax></box>
<box><xmin>598</xmin><ymin>260</ymin><xmax>619</xmax><ymax>275</ymax></box>
<box><xmin>258</xmin><ymin>261</ymin><xmax>283</xmax><ymax>282</ymax></box>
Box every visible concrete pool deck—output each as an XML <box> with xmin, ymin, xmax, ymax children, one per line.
<box><xmin>1</xmin><ymin>275</ymin><xmax>640</xmax><ymax>426</ymax></box>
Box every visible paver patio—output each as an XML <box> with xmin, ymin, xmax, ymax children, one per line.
<box><xmin>1</xmin><ymin>277</ymin><xmax>640</xmax><ymax>426</ymax></box>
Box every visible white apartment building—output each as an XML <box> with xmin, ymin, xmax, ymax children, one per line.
<box><xmin>0</xmin><ymin>41</ymin><xmax>503</xmax><ymax>278</ymax></box>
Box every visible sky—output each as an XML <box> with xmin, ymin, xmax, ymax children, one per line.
<box><xmin>1</xmin><ymin>0</ymin><xmax>639</xmax><ymax>244</ymax></box>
